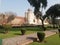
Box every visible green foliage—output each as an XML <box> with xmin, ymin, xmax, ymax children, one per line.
<box><xmin>37</xmin><ymin>31</ymin><xmax>45</xmax><ymax>42</ymax></box>
<box><xmin>3</xmin><ymin>24</ymin><xmax>11</xmax><ymax>29</ymax></box>
<box><xmin>3</xmin><ymin>24</ymin><xmax>12</xmax><ymax>33</ymax></box>
<box><xmin>45</xmin><ymin>25</ymin><xmax>58</xmax><ymax>30</ymax></box>
<box><xmin>46</xmin><ymin>4</ymin><xmax>60</xmax><ymax>17</ymax></box>
<box><xmin>59</xmin><ymin>25</ymin><xmax>60</xmax><ymax>28</ymax></box>
<box><xmin>58</xmin><ymin>29</ymin><xmax>60</xmax><ymax>37</ymax></box>
<box><xmin>28</xmin><ymin>0</ymin><xmax>48</xmax><ymax>31</ymax></box>
<box><xmin>21</xmin><ymin>28</ymin><xmax>26</xmax><ymax>35</ymax></box>
<box><xmin>12</xmin><ymin>26</ymin><xmax>43</xmax><ymax>31</ymax></box>
<box><xmin>28</xmin><ymin>0</ymin><xmax>47</xmax><ymax>9</ymax></box>
<box><xmin>46</xmin><ymin>4</ymin><xmax>60</xmax><ymax>26</ymax></box>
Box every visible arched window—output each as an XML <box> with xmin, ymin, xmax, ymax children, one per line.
<box><xmin>33</xmin><ymin>19</ymin><xmax>35</xmax><ymax>23</ymax></box>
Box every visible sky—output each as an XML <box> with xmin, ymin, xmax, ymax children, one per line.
<box><xmin>0</xmin><ymin>0</ymin><xmax>60</xmax><ymax>17</ymax></box>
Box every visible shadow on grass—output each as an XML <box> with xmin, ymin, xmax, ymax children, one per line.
<box><xmin>27</xmin><ymin>37</ymin><xmax>47</xmax><ymax>43</ymax></box>
<box><xmin>0</xmin><ymin>32</ymin><xmax>5</xmax><ymax>34</ymax></box>
<box><xmin>27</xmin><ymin>37</ymin><xmax>37</xmax><ymax>42</ymax></box>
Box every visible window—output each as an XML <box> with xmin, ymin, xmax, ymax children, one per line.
<box><xmin>33</xmin><ymin>19</ymin><xmax>35</xmax><ymax>23</ymax></box>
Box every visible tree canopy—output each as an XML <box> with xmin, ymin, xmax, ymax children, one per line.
<box><xmin>28</xmin><ymin>0</ymin><xmax>47</xmax><ymax>15</ymax></box>
<box><xmin>46</xmin><ymin>4</ymin><xmax>60</xmax><ymax>18</ymax></box>
<box><xmin>0</xmin><ymin>12</ymin><xmax>16</xmax><ymax>25</ymax></box>
<box><xmin>45</xmin><ymin>4</ymin><xmax>60</xmax><ymax>27</ymax></box>
<box><xmin>28</xmin><ymin>0</ymin><xmax>48</xmax><ymax>30</ymax></box>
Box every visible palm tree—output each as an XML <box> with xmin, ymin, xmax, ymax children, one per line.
<box><xmin>27</xmin><ymin>0</ymin><xmax>47</xmax><ymax>30</ymax></box>
<box><xmin>46</xmin><ymin>4</ymin><xmax>60</xmax><ymax>28</ymax></box>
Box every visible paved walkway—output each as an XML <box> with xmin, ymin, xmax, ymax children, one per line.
<box><xmin>2</xmin><ymin>30</ymin><xmax>57</xmax><ymax>45</ymax></box>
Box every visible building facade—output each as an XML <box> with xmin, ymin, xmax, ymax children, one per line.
<box><xmin>10</xmin><ymin>16</ymin><xmax>26</xmax><ymax>26</ymax></box>
<box><xmin>25</xmin><ymin>9</ymin><xmax>49</xmax><ymax>25</ymax></box>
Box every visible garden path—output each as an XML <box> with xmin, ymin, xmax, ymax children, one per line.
<box><xmin>3</xmin><ymin>30</ymin><xmax>57</xmax><ymax>45</ymax></box>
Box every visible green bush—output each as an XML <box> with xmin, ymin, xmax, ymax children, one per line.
<box><xmin>3</xmin><ymin>24</ymin><xmax>12</xmax><ymax>34</ymax></box>
<box><xmin>21</xmin><ymin>28</ymin><xmax>26</xmax><ymax>35</ymax></box>
<box><xmin>58</xmin><ymin>28</ymin><xmax>60</xmax><ymax>37</ymax></box>
<box><xmin>46</xmin><ymin>26</ymin><xmax>53</xmax><ymax>28</ymax></box>
<box><xmin>37</xmin><ymin>31</ymin><xmax>45</xmax><ymax>42</ymax></box>
<box><xmin>58</xmin><ymin>29</ymin><xmax>60</xmax><ymax>33</ymax></box>
<box><xmin>11</xmin><ymin>25</ymin><xmax>43</xmax><ymax>31</ymax></box>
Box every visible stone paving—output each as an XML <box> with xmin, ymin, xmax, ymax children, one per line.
<box><xmin>2</xmin><ymin>30</ymin><xmax>57</xmax><ymax>45</ymax></box>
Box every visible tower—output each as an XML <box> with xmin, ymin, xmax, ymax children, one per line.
<box><xmin>25</xmin><ymin>8</ymin><xmax>36</xmax><ymax>24</ymax></box>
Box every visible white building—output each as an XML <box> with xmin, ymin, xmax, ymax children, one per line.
<box><xmin>25</xmin><ymin>9</ymin><xmax>48</xmax><ymax>25</ymax></box>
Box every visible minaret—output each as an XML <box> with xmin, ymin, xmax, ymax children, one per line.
<box><xmin>25</xmin><ymin>8</ymin><xmax>36</xmax><ymax>24</ymax></box>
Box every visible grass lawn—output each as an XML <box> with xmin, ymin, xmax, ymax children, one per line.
<box><xmin>28</xmin><ymin>34</ymin><xmax>60</xmax><ymax>45</ymax></box>
<box><xmin>0</xmin><ymin>25</ymin><xmax>58</xmax><ymax>39</ymax></box>
<box><xmin>0</xmin><ymin>26</ymin><xmax>41</xmax><ymax>39</ymax></box>
<box><xmin>0</xmin><ymin>31</ymin><xmax>38</xmax><ymax>39</ymax></box>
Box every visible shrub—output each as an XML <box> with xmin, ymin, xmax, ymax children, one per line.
<box><xmin>43</xmin><ymin>27</ymin><xmax>46</xmax><ymax>31</ymax></box>
<box><xmin>3</xmin><ymin>24</ymin><xmax>12</xmax><ymax>34</ymax></box>
<box><xmin>0</xmin><ymin>25</ymin><xmax>3</xmax><ymax>29</ymax></box>
<box><xmin>58</xmin><ymin>29</ymin><xmax>60</xmax><ymax>33</ymax></box>
<box><xmin>37</xmin><ymin>31</ymin><xmax>45</xmax><ymax>42</ymax></box>
<box><xmin>21</xmin><ymin>28</ymin><xmax>26</xmax><ymax>35</ymax></box>
<box><xmin>0</xmin><ymin>25</ymin><xmax>4</xmax><ymax>33</ymax></box>
<box><xmin>58</xmin><ymin>28</ymin><xmax>60</xmax><ymax>37</ymax></box>
<box><xmin>46</xmin><ymin>26</ymin><xmax>52</xmax><ymax>28</ymax></box>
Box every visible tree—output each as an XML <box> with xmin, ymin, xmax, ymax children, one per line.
<box><xmin>0</xmin><ymin>12</ymin><xmax>16</xmax><ymax>33</ymax></box>
<box><xmin>27</xmin><ymin>0</ymin><xmax>47</xmax><ymax>30</ymax></box>
<box><xmin>46</xmin><ymin>4</ymin><xmax>60</xmax><ymax>28</ymax></box>
<box><xmin>4</xmin><ymin>12</ymin><xmax>16</xmax><ymax>23</ymax></box>
<box><xmin>4</xmin><ymin>12</ymin><xmax>16</xmax><ymax>33</ymax></box>
<box><xmin>7</xmin><ymin>14</ymin><xmax>16</xmax><ymax>23</ymax></box>
<box><xmin>0</xmin><ymin>13</ymin><xmax>5</xmax><ymax>25</ymax></box>
<box><xmin>0</xmin><ymin>12</ymin><xmax>16</xmax><ymax>25</ymax></box>
<box><xmin>46</xmin><ymin>4</ymin><xmax>60</xmax><ymax>17</ymax></box>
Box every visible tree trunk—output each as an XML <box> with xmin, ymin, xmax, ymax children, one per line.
<box><xmin>52</xmin><ymin>18</ymin><xmax>55</xmax><ymax>28</ymax></box>
<box><xmin>41</xmin><ymin>20</ymin><xmax>45</xmax><ymax>31</ymax></box>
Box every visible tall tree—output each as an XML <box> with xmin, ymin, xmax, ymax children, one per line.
<box><xmin>46</xmin><ymin>4</ymin><xmax>60</xmax><ymax>28</ymax></box>
<box><xmin>27</xmin><ymin>0</ymin><xmax>47</xmax><ymax>30</ymax></box>
<box><xmin>1</xmin><ymin>12</ymin><xmax>16</xmax><ymax>33</ymax></box>
<box><xmin>4</xmin><ymin>12</ymin><xmax>16</xmax><ymax>23</ymax></box>
<box><xmin>0</xmin><ymin>12</ymin><xmax>16</xmax><ymax>25</ymax></box>
<box><xmin>7</xmin><ymin>14</ymin><xmax>16</xmax><ymax>23</ymax></box>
